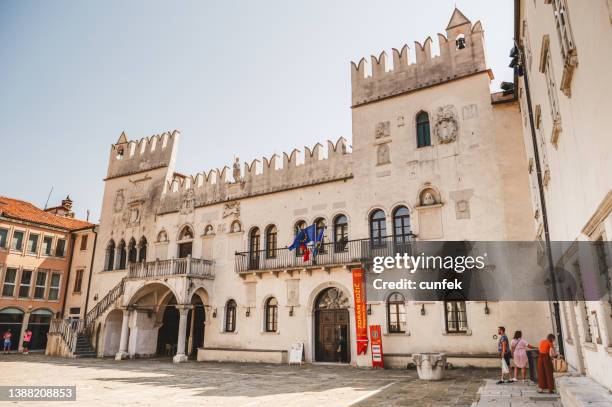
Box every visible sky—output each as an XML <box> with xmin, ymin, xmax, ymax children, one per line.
<box><xmin>0</xmin><ymin>0</ymin><xmax>514</xmax><ymax>222</ymax></box>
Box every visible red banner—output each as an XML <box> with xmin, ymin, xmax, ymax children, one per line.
<box><xmin>370</xmin><ymin>325</ymin><xmax>384</xmax><ymax>368</ymax></box>
<box><xmin>352</xmin><ymin>268</ymin><xmax>368</xmax><ymax>355</ymax></box>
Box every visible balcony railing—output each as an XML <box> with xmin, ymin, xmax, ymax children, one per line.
<box><xmin>127</xmin><ymin>256</ymin><xmax>214</xmax><ymax>279</ymax></box>
<box><xmin>235</xmin><ymin>237</ymin><xmax>412</xmax><ymax>273</ymax></box>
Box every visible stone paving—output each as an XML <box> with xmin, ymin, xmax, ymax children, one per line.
<box><xmin>0</xmin><ymin>354</ymin><xmax>562</xmax><ymax>407</ymax></box>
<box><xmin>474</xmin><ymin>379</ymin><xmax>561</xmax><ymax>407</ymax></box>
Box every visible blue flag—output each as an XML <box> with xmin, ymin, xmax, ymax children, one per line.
<box><xmin>288</xmin><ymin>228</ymin><xmax>307</xmax><ymax>251</ymax></box>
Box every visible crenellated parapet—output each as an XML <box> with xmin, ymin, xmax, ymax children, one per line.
<box><xmin>158</xmin><ymin>138</ymin><xmax>352</xmax><ymax>214</ymax></box>
<box><xmin>106</xmin><ymin>130</ymin><xmax>179</xmax><ymax>179</ymax></box>
<box><xmin>351</xmin><ymin>9</ymin><xmax>487</xmax><ymax>107</ymax></box>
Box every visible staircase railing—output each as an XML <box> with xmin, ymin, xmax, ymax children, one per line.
<box><xmin>49</xmin><ymin>318</ymin><xmax>84</xmax><ymax>353</ymax></box>
<box><xmin>82</xmin><ymin>279</ymin><xmax>125</xmax><ymax>334</ymax></box>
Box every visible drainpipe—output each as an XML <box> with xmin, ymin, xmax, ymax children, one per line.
<box><xmin>83</xmin><ymin>226</ymin><xmax>98</xmax><ymax>320</ymax></box>
<box><xmin>61</xmin><ymin>231</ymin><xmax>76</xmax><ymax>319</ymax></box>
<box><xmin>514</xmin><ymin>40</ymin><xmax>565</xmax><ymax>356</ymax></box>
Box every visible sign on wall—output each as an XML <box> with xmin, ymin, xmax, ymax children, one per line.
<box><xmin>288</xmin><ymin>342</ymin><xmax>304</xmax><ymax>365</ymax></box>
<box><xmin>370</xmin><ymin>325</ymin><xmax>384</xmax><ymax>368</ymax></box>
<box><xmin>352</xmin><ymin>269</ymin><xmax>368</xmax><ymax>355</ymax></box>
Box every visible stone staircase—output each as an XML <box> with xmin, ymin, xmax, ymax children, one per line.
<box><xmin>73</xmin><ymin>333</ymin><xmax>96</xmax><ymax>358</ymax></box>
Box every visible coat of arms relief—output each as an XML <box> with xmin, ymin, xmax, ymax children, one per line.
<box><xmin>433</xmin><ymin>105</ymin><xmax>459</xmax><ymax>144</ymax></box>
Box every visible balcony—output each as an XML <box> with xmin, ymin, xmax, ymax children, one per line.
<box><xmin>127</xmin><ymin>256</ymin><xmax>214</xmax><ymax>280</ymax></box>
<box><xmin>235</xmin><ymin>237</ymin><xmax>412</xmax><ymax>274</ymax></box>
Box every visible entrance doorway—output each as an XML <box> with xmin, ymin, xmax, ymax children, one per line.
<box><xmin>27</xmin><ymin>309</ymin><xmax>53</xmax><ymax>350</ymax></box>
<box><xmin>314</xmin><ymin>288</ymin><xmax>350</xmax><ymax>363</ymax></box>
<box><xmin>187</xmin><ymin>296</ymin><xmax>205</xmax><ymax>358</ymax></box>
<box><xmin>156</xmin><ymin>297</ymin><xmax>179</xmax><ymax>356</ymax></box>
<box><xmin>0</xmin><ymin>307</ymin><xmax>24</xmax><ymax>351</ymax></box>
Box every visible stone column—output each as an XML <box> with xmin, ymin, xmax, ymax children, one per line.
<box><xmin>173</xmin><ymin>306</ymin><xmax>189</xmax><ymax>363</ymax></box>
<box><xmin>18</xmin><ymin>311</ymin><xmax>31</xmax><ymax>352</ymax></box>
<box><xmin>115</xmin><ymin>308</ymin><xmax>130</xmax><ymax>360</ymax></box>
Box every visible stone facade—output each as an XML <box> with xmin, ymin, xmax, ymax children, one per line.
<box><xmin>516</xmin><ymin>0</ymin><xmax>612</xmax><ymax>392</ymax></box>
<box><xmin>81</xmin><ymin>9</ymin><xmax>552</xmax><ymax>367</ymax></box>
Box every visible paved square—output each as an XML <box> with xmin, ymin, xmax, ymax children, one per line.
<box><xmin>0</xmin><ymin>355</ymin><xmax>496</xmax><ymax>406</ymax></box>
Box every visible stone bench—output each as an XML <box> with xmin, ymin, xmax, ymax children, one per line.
<box><xmin>197</xmin><ymin>347</ymin><xmax>288</xmax><ymax>364</ymax></box>
<box><xmin>557</xmin><ymin>375</ymin><xmax>612</xmax><ymax>407</ymax></box>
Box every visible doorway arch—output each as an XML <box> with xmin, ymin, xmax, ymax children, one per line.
<box><xmin>0</xmin><ymin>307</ymin><xmax>24</xmax><ymax>351</ymax></box>
<box><xmin>186</xmin><ymin>294</ymin><xmax>205</xmax><ymax>358</ymax></box>
<box><xmin>314</xmin><ymin>287</ymin><xmax>350</xmax><ymax>363</ymax></box>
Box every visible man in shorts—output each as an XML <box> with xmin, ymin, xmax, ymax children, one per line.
<box><xmin>3</xmin><ymin>329</ymin><xmax>12</xmax><ymax>353</ymax></box>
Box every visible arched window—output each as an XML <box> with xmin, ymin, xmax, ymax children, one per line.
<box><xmin>265</xmin><ymin>225</ymin><xmax>277</xmax><ymax>259</ymax></box>
<box><xmin>294</xmin><ymin>220</ymin><xmax>307</xmax><ymax>257</ymax></box>
<box><xmin>138</xmin><ymin>237</ymin><xmax>147</xmax><ymax>263</ymax></box>
<box><xmin>387</xmin><ymin>292</ymin><xmax>406</xmax><ymax>333</ymax></box>
<box><xmin>225</xmin><ymin>299</ymin><xmax>237</xmax><ymax>332</ymax></box>
<box><xmin>104</xmin><ymin>240</ymin><xmax>115</xmax><ymax>271</ymax></box>
<box><xmin>249</xmin><ymin>228</ymin><xmax>260</xmax><ymax>269</ymax></box>
<box><xmin>116</xmin><ymin>240</ymin><xmax>127</xmax><ymax>270</ymax></box>
<box><xmin>178</xmin><ymin>226</ymin><xmax>194</xmax><ymax>258</ymax></box>
<box><xmin>264</xmin><ymin>297</ymin><xmax>278</xmax><ymax>332</ymax></box>
<box><xmin>333</xmin><ymin>214</ymin><xmax>349</xmax><ymax>252</ymax></box>
<box><xmin>392</xmin><ymin>206</ymin><xmax>411</xmax><ymax>244</ymax></box>
<box><xmin>445</xmin><ymin>292</ymin><xmax>468</xmax><ymax>333</ymax></box>
<box><xmin>455</xmin><ymin>33</ymin><xmax>466</xmax><ymax>49</ymax></box>
<box><xmin>314</xmin><ymin>217</ymin><xmax>326</xmax><ymax>254</ymax></box>
<box><xmin>369</xmin><ymin>209</ymin><xmax>387</xmax><ymax>246</ymax></box>
<box><xmin>127</xmin><ymin>238</ymin><xmax>137</xmax><ymax>264</ymax></box>
<box><xmin>416</xmin><ymin>111</ymin><xmax>431</xmax><ymax>148</ymax></box>
<box><xmin>178</xmin><ymin>226</ymin><xmax>194</xmax><ymax>241</ymax></box>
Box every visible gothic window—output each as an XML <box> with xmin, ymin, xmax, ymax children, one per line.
<box><xmin>178</xmin><ymin>226</ymin><xmax>194</xmax><ymax>241</ymax></box>
<box><xmin>445</xmin><ymin>292</ymin><xmax>468</xmax><ymax>333</ymax></box>
<box><xmin>104</xmin><ymin>240</ymin><xmax>115</xmax><ymax>271</ymax></box>
<box><xmin>387</xmin><ymin>292</ymin><xmax>406</xmax><ymax>333</ymax></box>
<box><xmin>333</xmin><ymin>214</ymin><xmax>349</xmax><ymax>252</ymax></box>
<box><xmin>416</xmin><ymin>111</ymin><xmax>431</xmax><ymax>148</ymax></box>
<box><xmin>225</xmin><ymin>299</ymin><xmax>237</xmax><ymax>332</ymax></box>
<box><xmin>369</xmin><ymin>209</ymin><xmax>387</xmax><ymax>246</ymax></box>
<box><xmin>116</xmin><ymin>240</ymin><xmax>127</xmax><ymax>270</ymax></box>
<box><xmin>265</xmin><ymin>225</ymin><xmax>277</xmax><ymax>259</ymax></box>
<box><xmin>127</xmin><ymin>238</ymin><xmax>137</xmax><ymax>264</ymax></box>
<box><xmin>138</xmin><ymin>237</ymin><xmax>147</xmax><ymax>263</ymax></box>
<box><xmin>265</xmin><ymin>297</ymin><xmax>278</xmax><ymax>332</ymax></box>
<box><xmin>294</xmin><ymin>220</ymin><xmax>307</xmax><ymax>257</ymax></box>
<box><xmin>393</xmin><ymin>206</ymin><xmax>411</xmax><ymax>244</ymax></box>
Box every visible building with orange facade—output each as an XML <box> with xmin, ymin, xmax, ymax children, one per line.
<box><xmin>0</xmin><ymin>195</ymin><xmax>95</xmax><ymax>351</ymax></box>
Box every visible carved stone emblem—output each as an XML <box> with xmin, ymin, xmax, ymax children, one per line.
<box><xmin>377</xmin><ymin>143</ymin><xmax>390</xmax><ymax>165</ymax></box>
<box><xmin>434</xmin><ymin>105</ymin><xmax>459</xmax><ymax>144</ymax></box>
<box><xmin>179</xmin><ymin>188</ymin><xmax>195</xmax><ymax>215</ymax></box>
<box><xmin>422</xmin><ymin>192</ymin><xmax>436</xmax><ymax>206</ymax></box>
<box><xmin>375</xmin><ymin>121</ymin><xmax>390</xmax><ymax>139</ymax></box>
<box><xmin>397</xmin><ymin>115</ymin><xmax>405</xmax><ymax>127</ymax></box>
<box><xmin>113</xmin><ymin>190</ymin><xmax>125</xmax><ymax>213</ymax></box>
<box><xmin>222</xmin><ymin>201</ymin><xmax>240</xmax><ymax>219</ymax></box>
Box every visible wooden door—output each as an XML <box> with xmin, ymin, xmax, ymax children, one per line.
<box><xmin>315</xmin><ymin>309</ymin><xmax>350</xmax><ymax>363</ymax></box>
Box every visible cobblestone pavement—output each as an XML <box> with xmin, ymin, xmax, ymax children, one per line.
<box><xmin>0</xmin><ymin>354</ymin><xmax>549</xmax><ymax>407</ymax></box>
<box><xmin>474</xmin><ymin>379</ymin><xmax>561</xmax><ymax>407</ymax></box>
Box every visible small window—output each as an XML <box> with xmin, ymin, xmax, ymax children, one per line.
<box><xmin>116</xmin><ymin>240</ymin><xmax>127</xmax><ymax>269</ymax></box>
<box><xmin>445</xmin><ymin>293</ymin><xmax>468</xmax><ymax>333</ymax></box>
<box><xmin>80</xmin><ymin>235</ymin><xmax>88</xmax><ymax>251</ymax></box>
<box><xmin>387</xmin><ymin>292</ymin><xmax>406</xmax><ymax>333</ymax></box>
<box><xmin>42</xmin><ymin>236</ymin><xmax>53</xmax><ymax>256</ymax></box>
<box><xmin>369</xmin><ymin>209</ymin><xmax>387</xmax><ymax>246</ymax></box>
<box><xmin>294</xmin><ymin>221</ymin><xmax>307</xmax><ymax>257</ymax></box>
<box><xmin>48</xmin><ymin>273</ymin><xmax>61</xmax><ymax>300</ymax></box>
<box><xmin>0</xmin><ymin>228</ymin><xmax>8</xmax><ymax>249</ymax></box>
<box><xmin>11</xmin><ymin>230</ymin><xmax>24</xmax><ymax>251</ymax></box>
<box><xmin>138</xmin><ymin>237</ymin><xmax>147</xmax><ymax>263</ymax></box>
<box><xmin>416</xmin><ymin>111</ymin><xmax>431</xmax><ymax>148</ymax></box>
<box><xmin>69</xmin><ymin>307</ymin><xmax>81</xmax><ymax>315</ymax></box>
<box><xmin>27</xmin><ymin>234</ymin><xmax>39</xmax><ymax>254</ymax></box>
<box><xmin>265</xmin><ymin>225</ymin><xmax>277</xmax><ymax>259</ymax></box>
<box><xmin>2</xmin><ymin>268</ymin><xmax>18</xmax><ymax>296</ymax></box>
<box><xmin>225</xmin><ymin>299</ymin><xmax>237</xmax><ymax>332</ymax></box>
<box><xmin>18</xmin><ymin>270</ymin><xmax>32</xmax><ymax>298</ymax></box>
<box><xmin>104</xmin><ymin>240</ymin><xmax>115</xmax><ymax>271</ymax></box>
<box><xmin>34</xmin><ymin>271</ymin><xmax>47</xmax><ymax>299</ymax></box>
<box><xmin>128</xmin><ymin>238</ymin><xmax>137</xmax><ymax>263</ymax></box>
<box><xmin>55</xmin><ymin>239</ymin><xmax>66</xmax><ymax>257</ymax></box>
<box><xmin>265</xmin><ymin>297</ymin><xmax>278</xmax><ymax>332</ymax></box>
<box><xmin>333</xmin><ymin>214</ymin><xmax>349</xmax><ymax>252</ymax></box>
<box><xmin>73</xmin><ymin>269</ymin><xmax>84</xmax><ymax>293</ymax></box>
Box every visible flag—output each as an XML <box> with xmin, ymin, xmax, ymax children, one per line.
<box><xmin>288</xmin><ymin>224</ymin><xmax>323</xmax><ymax>262</ymax></box>
<box><xmin>288</xmin><ymin>229</ymin><xmax>307</xmax><ymax>251</ymax></box>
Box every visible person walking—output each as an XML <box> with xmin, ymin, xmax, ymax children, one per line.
<box><xmin>3</xmin><ymin>329</ymin><xmax>12</xmax><ymax>354</ymax></box>
<box><xmin>537</xmin><ymin>334</ymin><xmax>557</xmax><ymax>393</ymax></box>
<box><xmin>22</xmin><ymin>329</ymin><xmax>32</xmax><ymax>354</ymax></box>
<box><xmin>511</xmin><ymin>330</ymin><xmax>536</xmax><ymax>382</ymax></box>
<box><xmin>497</xmin><ymin>326</ymin><xmax>512</xmax><ymax>384</ymax></box>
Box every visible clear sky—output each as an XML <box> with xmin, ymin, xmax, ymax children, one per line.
<box><xmin>0</xmin><ymin>0</ymin><xmax>514</xmax><ymax>222</ymax></box>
